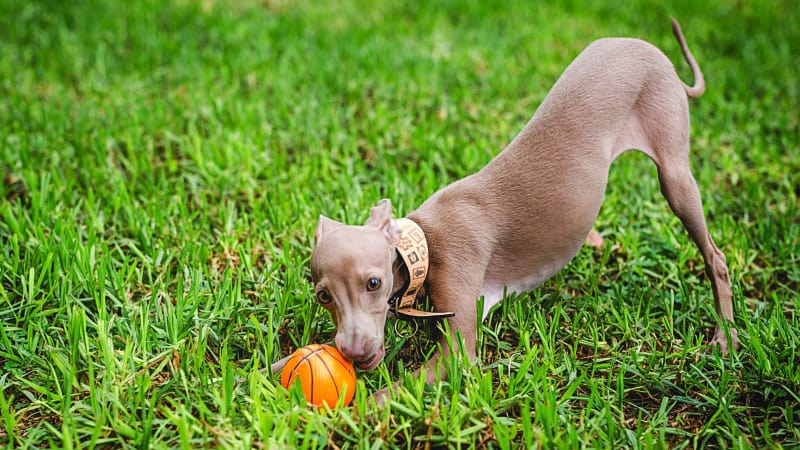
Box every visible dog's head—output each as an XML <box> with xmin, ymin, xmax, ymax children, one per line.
<box><xmin>310</xmin><ymin>199</ymin><xmax>401</xmax><ymax>370</ymax></box>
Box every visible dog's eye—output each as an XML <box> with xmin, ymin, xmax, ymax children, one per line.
<box><xmin>316</xmin><ymin>289</ymin><xmax>332</xmax><ymax>304</ymax></box>
<box><xmin>366</xmin><ymin>277</ymin><xmax>381</xmax><ymax>291</ymax></box>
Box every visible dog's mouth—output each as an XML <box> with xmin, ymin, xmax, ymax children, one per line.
<box><xmin>355</xmin><ymin>347</ymin><xmax>384</xmax><ymax>371</ymax></box>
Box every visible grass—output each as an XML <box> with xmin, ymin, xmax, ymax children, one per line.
<box><xmin>1</xmin><ymin>0</ymin><xmax>798</xmax><ymax>447</ymax></box>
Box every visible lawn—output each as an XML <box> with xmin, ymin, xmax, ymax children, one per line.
<box><xmin>1</xmin><ymin>0</ymin><xmax>798</xmax><ymax>448</ymax></box>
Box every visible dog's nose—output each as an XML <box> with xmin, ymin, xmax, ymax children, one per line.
<box><xmin>335</xmin><ymin>334</ymin><xmax>368</xmax><ymax>362</ymax></box>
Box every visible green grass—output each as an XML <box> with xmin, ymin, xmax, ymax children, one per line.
<box><xmin>1</xmin><ymin>0</ymin><xmax>798</xmax><ymax>448</ymax></box>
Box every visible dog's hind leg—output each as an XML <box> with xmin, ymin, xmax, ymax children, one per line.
<box><xmin>613</xmin><ymin>114</ymin><xmax>737</xmax><ymax>352</ymax></box>
<box><xmin>655</xmin><ymin>152</ymin><xmax>738</xmax><ymax>353</ymax></box>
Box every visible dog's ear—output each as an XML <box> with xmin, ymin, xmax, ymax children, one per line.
<box><xmin>315</xmin><ymin>215</ymin><xmax>344</xmax><ymax>243</ymax></box>
<box><xmin>365</xmin><ymin>199</ymin><xmax>401</xmax><ymax>246</ymax></box>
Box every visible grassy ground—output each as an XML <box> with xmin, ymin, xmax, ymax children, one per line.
<box><xmin>1</xmin><ymin>0</ymin><xmax>798</xmax><ymax>448</ymax></box>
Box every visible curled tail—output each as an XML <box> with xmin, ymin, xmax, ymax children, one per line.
<box><xmin>671</xmin><ymin>17</ymin><xmax>705</xmax><ymax>98</ymax></box>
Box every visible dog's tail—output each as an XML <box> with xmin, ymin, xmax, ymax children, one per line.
<box><xmin>671</xmin><ymin>17</ymin><xmax>705</xmax><ymax>98</ymax></box>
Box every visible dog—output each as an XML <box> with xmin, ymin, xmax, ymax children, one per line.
<box><xmin>279</xmin><ymin>18</ymin><xmax>739</xmax><ymax>399</ymax></box>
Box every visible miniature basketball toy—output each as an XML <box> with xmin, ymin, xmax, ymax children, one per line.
<box><xmin>280</xmin><ymin>344</ymin><xmax>356</xmax><ymax>407</ymax></box>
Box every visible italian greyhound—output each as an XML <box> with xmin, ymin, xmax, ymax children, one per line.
<box><xmin>276</xmin><ymin>19</ymin><xmax>739</xmax><ymax>395</ymax></box>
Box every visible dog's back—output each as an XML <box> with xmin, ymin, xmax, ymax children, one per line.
<box><xmin>411</xmin><ymin>30</ymin><xmax>709</xmax><ymax>319</ymax></box>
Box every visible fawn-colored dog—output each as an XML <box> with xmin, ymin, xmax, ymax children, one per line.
<box><xmin>279</xmin><ymin>19</ymin><xmax>738</xmax><ymax>399</ymax></box>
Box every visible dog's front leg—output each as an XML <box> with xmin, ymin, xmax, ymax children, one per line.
<box><xmin>372</xmin><ymin>278</ymin><xmax>481</xmax><ymax>406</ymax></box>
<box><xmin>422</xmin><ymin>281</ymin><xmax>481</xmax><ymax>382</ymax></box>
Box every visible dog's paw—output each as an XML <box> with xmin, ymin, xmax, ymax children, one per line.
<box><xmin>585</xmin><ymin>229</ymin><xmax>604</xmax><ymax>249</ymax></box>
<box><xmin>709</xmin><ymin>327</ymin><xmax>739</xmax><ymax>355</ymax></box>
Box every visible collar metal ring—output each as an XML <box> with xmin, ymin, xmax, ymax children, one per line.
<box><xmin>393</xmin><ymin>317</ymin><xmax>419</xmax><ymax>338</ymax></box>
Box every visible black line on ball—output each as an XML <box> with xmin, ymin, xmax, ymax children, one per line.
<box><xmin>317</xmin><ymin>347</ymin><xmax>340</xmax><ymax>396</ymax></box>
<box><xmin>322</xmin><ymin>345</ymin><xmax>355</xmax><ymax>379</ymax></box>
<box><xmin>284</xmin><ymin>346</ymin><xmax>324</xmax><ymax>389</ymax></box>
<box><xmin>322</xmin><ymin>345</ymin><xmax>355</xmax><ymax>380</ymax></box>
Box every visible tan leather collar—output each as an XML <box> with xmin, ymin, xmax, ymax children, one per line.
<box><xmin>391</xmin><ymin>218</ymin><xmax>455</xmax><ymax>320</ymax></box>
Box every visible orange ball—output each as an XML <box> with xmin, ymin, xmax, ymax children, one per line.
<box><xmin>280</xmin><ymin>344</ymin><xmax>356</xmax><ymax>408</ymax></box>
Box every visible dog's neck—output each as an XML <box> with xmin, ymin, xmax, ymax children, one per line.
<box><xmin>389</xmin><ymin>218</ymin><xmax>428</xmax><ymax>308</ymax></box>
<box><xmin>388</xmin><ymin>218</ymin><xmax>455</xmax><ymax>320</ymax></box>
